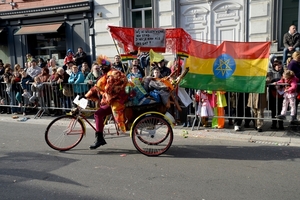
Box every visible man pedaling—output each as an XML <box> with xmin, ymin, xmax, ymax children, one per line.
<box><xmin>82</xmin><ymin>55</ymin><xmax>128</xmax><ymax>149</ymax></box>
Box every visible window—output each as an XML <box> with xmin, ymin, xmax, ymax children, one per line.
<box><xmin>130</xmin><ymin>0</ymin><xmax>152</xmax><ymax>28</ymax></box>
<box><xmin>280</xmin><ymin>0</ymin><xmax>299</xmax><ymax>49</ymax></box>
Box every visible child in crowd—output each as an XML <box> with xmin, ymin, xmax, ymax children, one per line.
<box><xmin>29</xmin><ymin>76</ymin><xmax>44</xmax><ymax>108</ymax></box>
<box><xmin>197</xmin><ymin>90</ymin><xmax>213</xmax><ymax>127</ymax></box>
<box><xmin>127</xmin><ymin>64</ymin><xmax>143</xmax><ymax>81</ymax></box>
<box><xmin>21</xmin><ymin>70</ymin><xmax>33</xmax><ymax>98</ymax></box>
<box><xmin>63</xmin><ymin>49</ymin><xmax>75</xmax><ymax>66</ymax></box>
<box><xmin>276</xmin><ymin>70</ymin><xmax>299</xmax><ymax>121</ymax></box>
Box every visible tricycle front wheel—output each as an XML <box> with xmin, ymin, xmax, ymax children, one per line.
<box><xmin>131</xmin><ymin>112</ymin><xmax>173</xmax><ymax>156</ymax></box>
<box><xmin>45</xmin><ymin>115</ymin><xmax>85</xmax><ymax>151</ymax></box>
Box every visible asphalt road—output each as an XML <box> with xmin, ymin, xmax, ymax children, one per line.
<box><xmin>1</xmin><ymin>121</ymin><xmax>300</xmax><ymax>200</ymax></box>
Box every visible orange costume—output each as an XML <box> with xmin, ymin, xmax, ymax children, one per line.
<box><xmin>85</xmin><ymin>67</ymin><xmax>128</xmax><ymax>132</ymax></box>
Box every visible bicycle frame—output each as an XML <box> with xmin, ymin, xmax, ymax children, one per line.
<box><xmin>65</xmin><ymin>112</ymin><xmax>95</xmax><ymax>135</ymax></box>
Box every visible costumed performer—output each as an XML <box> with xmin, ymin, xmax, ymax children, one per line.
<box><xmin>84</xmin><ymin>55</ymin><xmax>128</xmax><ymax>149</ymax></box>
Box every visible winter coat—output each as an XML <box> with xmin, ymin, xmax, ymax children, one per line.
<box><xmin>287</xmin><ymin>60</ymin><xmax>300</xmax><ymax>79</ymax></box>
<box><xmin>277</xmin><ymin>76</ymin><xmax>299</xmax><ymax>94</ymax></box>
<box><xmin>68</xmin><ymin>71</ymin><xmax>87</xmax><ymax>93</ymax></box>
<box><xmin>283</xmin><ymin>31</ymin><xmax>300</xmax><ymax>49</ymax></box>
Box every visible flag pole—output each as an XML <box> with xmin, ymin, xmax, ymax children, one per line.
<box><xmin>107</xmin><ymin>27</ymin><xmax>127</xmax><ymax>74</ymax></box>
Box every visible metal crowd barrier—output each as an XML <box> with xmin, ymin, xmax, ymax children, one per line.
<box><xmin>0</xmin><ymin>82</ymin><xmax>292</xmax><ymax>124</ymax></box>
<box><xmin>0</xmin><ymin>82</ymin><xmax>93</xmax><ymax>117</ymax></box>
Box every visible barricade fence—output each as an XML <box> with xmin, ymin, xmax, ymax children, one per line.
<box><xmin>0</xmin><ymin>82</ymin><xmax>292</xmax><ymax>123</ymax></box>
<box><xmin>0</xmin><ymin>82</ymin><xmax>94</xmax><ymax>115</ymax></box>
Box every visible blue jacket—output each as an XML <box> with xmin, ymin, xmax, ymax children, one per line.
<box><xmin>68</xmin><ymin>71</ymin><xmax>88</xmax><ymax>93</ymax></box>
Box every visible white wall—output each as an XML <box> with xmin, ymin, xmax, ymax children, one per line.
<box><xmin>93</xmin><ymin>0</ymin><xmax>273</xmax><ymax>59</ymax></box>
<box><xmin>94</xmin><ymin>0</ymin><xmax>123</xmax><ymax>58</ymax></box>
<box><xmin>248</xmin><ymin>0</ymin><xmax>272</xmax><ymax>42</ymax></box>
<box><xmin>179</xmin><ymin>0</ymin><xmax>272</xmax><ymax>43</ymax></box>
<box><xmin>93</xmin><ymin>0</ymin><xmax>177</xmax><ymax>59</ymax></box>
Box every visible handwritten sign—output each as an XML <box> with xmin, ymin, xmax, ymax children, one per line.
<box><xmin>134</xmin><ymin>28</ymin><xmax>166</xmax><ymax>48</ymax></box>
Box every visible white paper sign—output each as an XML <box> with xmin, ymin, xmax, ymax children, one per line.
<box><xmin>73</xmin><ymin>95</ymin><xmax>88</xmax><ymax>109</ymax></box>
<box><xmin>134</xmin><ymin>28</ymin><xmax>166</xmax><ymax>48</ymax></box>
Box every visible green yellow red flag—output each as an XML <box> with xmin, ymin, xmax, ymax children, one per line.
<box><xmin>180</xmin><ymin>41</ymin><xmax>271</xmax><ymax>93</ymax></box>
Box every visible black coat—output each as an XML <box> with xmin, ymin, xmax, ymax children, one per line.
<box><xmin>283</xmin><ymin>32</ymin><xmax>300</xmax><ymax>49</ymax></box>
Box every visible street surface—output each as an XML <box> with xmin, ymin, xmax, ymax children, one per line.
<box><xmin>1</xmin><ymin>119</ymin><xmax>300</xmax><ymax>200</ymax></box>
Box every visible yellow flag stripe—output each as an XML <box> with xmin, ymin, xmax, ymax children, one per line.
<box><xmin>186</xmin><ymin>57</ymin><xmax>269</xmax><ymax>76</ymax></box>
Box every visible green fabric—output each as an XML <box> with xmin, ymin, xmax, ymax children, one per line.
<box><xmin>211</xmin><ymin>107</ymin><xmax>218</xmax><ymax>128</ymax></box>
<box><xmin>180</xmin><ymin>73</ymin><xmax>266</xmax><ymax>93</ymax></box>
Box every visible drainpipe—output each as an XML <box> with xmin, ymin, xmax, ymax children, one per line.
<box><xmin>175</xmin><ymin>0</ymin><xmax>180</xmax><ymax>28</ymax></box>
<box><xmin>245</xmin><ymin>0</ymin><xmax>249</xmax><ymax>42</ymax></box>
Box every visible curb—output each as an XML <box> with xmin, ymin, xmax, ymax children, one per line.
<box><xmin>173</xmin><ymin>128</ymin><xmax>300</xmax><ymax>147</ymax></box>
<box><xmin>2</xmin><ymin>114</ymin><xmax>300</xmax><ymax>147</ymax></box>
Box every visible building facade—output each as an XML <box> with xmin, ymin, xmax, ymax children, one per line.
<box><xmin>0</xmin><ymin>0</ymin><xmax>299</xmax><ymax>65</ymax></box>
<box><xmin>94</xmin><ymin>0</ymin><xmax>300</xmax><ymax>57</ymax></box>
<box><xmin>0</xmin><ymin>0</ymin><xmax>93</xmax><ymax>66</ymax></box>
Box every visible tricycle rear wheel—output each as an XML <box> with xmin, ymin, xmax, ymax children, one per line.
<box><xmin>131</xmin><ymin>112</ymin><xmax>173</xmax><ymax>156</ymax></box>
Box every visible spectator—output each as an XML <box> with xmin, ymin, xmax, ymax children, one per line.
<box><xmin>54</xmin><ymin>67</ymin><xmax>70</xmax><ymax>84</ymax></box>
<box><xmin>152</xmin><ymin>67</ymin><xmax>161</xmax><ymax>78</ymax></box>
<box><xmin>127</xmin><ymin>64</ymin><xmax>143</xmax><ymax>81</ymax></box>
<box><xmin>68</xmin><ymin>65</ymin><xmax>87</xmax><ymax>96</ymax></box>
<box><xmin>48</xmin><ymin>67</ymin><xmax>57</xmax><ymax>82</ymax></box>
<box><xmin>3</xmin><ymin>67</ymin><xmax>13</xmax><ymax>114</ymax></box>
<box><xmin>283</xmin><ymin>25</ymin><xmax>300</xmax><ymax>65</ymax></box>
<box><xmin>27</xmin><ymin>59</ymin><xmax>42</xmax><ymax>79</ymax></box>
<box><xmin>38</xmin><ymin>58</ymin><xmax>46</xmax><ymax>68</ymax></box>
<box><xmin>26</xmin><ymin>53</ymin><xmax>33</xmax><ymax>64</ymax></box>
<box><xmin>0</xmin><ymin>59</ymin><xmax>4</xmax><ymax>70</ymax></box>
<box><xmin>52</xmin><ymin>67</ymin><xmax>70</xmax><ymax>115</ymax></box>
<box><xmin>112</xmin><ymin>55</ymin><xmax>127</xmax><ymax>73</ymax></box>
<box><xmin>29</xmin><ymin>76</ymin><xmax>44</xmax><ymax>108</ymax></box>
<box><xmin>23</xmin><ymin>62</ymin><xmax>29</xmax><ymax>72</ymax></box>
<box><xmin>276</xmin><ymin>70</ymin><xmax>299</xmax><ymax>122</ymax></box>
<box><xmin>137</xmin><ymin>51</ymin><xmax>150</xmax><ymax>70</ymax></box>
<box><xmin>247</xmin><ymin>74</ymin><xmax>271</xmax><ymax>132</ymax></box>
<box><xmin>65</xmin><ymin>60</ymin><xmax>75</xmax><ymax>75</ymax></box>
<box><xmin>64</xmin><ymin>49</ymin><xmax>75</xmax><ymax>66</ymax></box>
<box><xmin>84</xmin><ymin>63</ymin><xmax>101</xmax><ymax>85</ymax></box>
<box><xmin>48</xmin><ymin>59</ymin><xmax>57</xmax><ymax>75</ymax></box>
<box><xmin>81</xmin><ymin>62</ymin><xmax>90</xmax><ymax>78</ymax></box>
<box><xmin>268</xmin><ymin>60</ymin><xmax>284</xmax><ymax>129</ymax></box>
<box><xmin>38</xmin><ymin>67</ymin><xmax>50</xmax><ymax>83</ymax></box>
<box><xmin>132</xmin><ymin>59</ymin><xmax>145</xmax><ymax>77</ymax></box>
<box><xmin>20</xmin><ymin>71</ymin><xmax>33</xmax><ymax>99</ymax></box>
<box><xmin>46</xmin><ymin>59</ymin><xmax>51</xmax><ymax>68</ymax></box>
<box><xmin>151</xmin><ymin>59</ymin><xmax>171</xmax><ymax>78</ymax></box>
<box><xmin>4</xmin><ymin>63</ymin><xmax>11</xmax><ymax>71</ymax></box>
<box><xmin>74</xmin><ymin>47</ymin><xmax>87</xmax><ymax>70</ymax></box>
<box><xmin>35</xmin><ymin>68</ymin><xmax>50</xmax><ymax>110</ymax></box>
<box><xmin>287</xmin><ymin>51</ymin><xmax>300</xmax><ymax>118</ymax></box>
<box><xmin>287</xmin><ymin>51</ymin><xmax>300</xmax><ymax>79</ymax></box>
<box><xmin>11</xmin><ymin>65</ymin><xmax>22</xmax><ymax>114</ymax></box>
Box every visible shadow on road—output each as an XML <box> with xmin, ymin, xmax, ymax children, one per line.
<box><xmin>0</xmin><ymin>151</ymin><xmax>82</xmax><ymax>186</ymax></box>
<box><xmin>164</xmin><ymin>144</ymin><xmax>300</xmax><ymax>160</ymax></box>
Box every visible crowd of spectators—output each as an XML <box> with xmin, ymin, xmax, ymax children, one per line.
<box><xmin>2</xmin><ymin>42</ymin><xmax>300</xmax><ymax>133</ymax></box>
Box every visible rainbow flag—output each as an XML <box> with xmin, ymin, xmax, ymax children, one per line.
<box><xmin>180</xmin><ymin>41</ymin><xmax>271</xmax><ymax>93</ymax></box>
<box><xmin>120</xmin><ymin>54</ymin><xmax>137</xmax><ymax>61</ymax></box>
